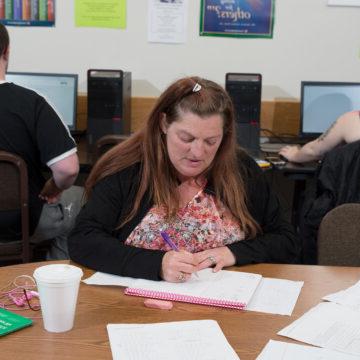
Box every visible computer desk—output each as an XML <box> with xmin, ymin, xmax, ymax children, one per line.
<box><xmin>1</xmin><ymin>260</ymin><xmax>359</xmax><ymax>360</ymax></box>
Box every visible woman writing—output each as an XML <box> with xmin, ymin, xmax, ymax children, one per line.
<box><xmin>69</xmin><ymin>77</ymin><xmax>299</xmax><ymax>282</ymax></box>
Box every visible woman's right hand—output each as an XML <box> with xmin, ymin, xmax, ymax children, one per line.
<box><xmin>160</xmin><ymin>250</ymin><xmax>198</xmax><ymax>283</ymax></box>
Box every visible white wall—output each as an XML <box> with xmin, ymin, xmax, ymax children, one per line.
<box><xmin>6</xmin><ymin>0</ymin><xmax>360</xmax><ymax>99</ymax></box>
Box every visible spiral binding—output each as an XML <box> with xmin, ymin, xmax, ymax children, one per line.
<box><xmin>124</xmin><ymin>288</ymin><xmax>246</xmax><ymax>310</ymax></box>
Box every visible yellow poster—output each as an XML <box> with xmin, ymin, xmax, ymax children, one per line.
<box><xmin>75</xmin><ymin>0</ymin><xmax>126</xmax><ymax>29</ymax></box>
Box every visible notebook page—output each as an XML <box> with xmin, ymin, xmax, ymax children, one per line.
<box><xmin>129</xmin><ymin>268</ymin><xmax>262</xmax><ymax>305</ymax></box>
<box><xmin>107</xmin><ymin>320</ymin><xmax>239</xmax><ymax>360</ymax></box>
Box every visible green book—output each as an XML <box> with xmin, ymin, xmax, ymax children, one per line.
<box><xmin>0</xmin><ymin>308</ymin><xmax>32</xmax><ymax>336</ymax></box>
<box><xmin>5</xmin><ymin>0</ymin><xmax>13</xmax><ymax>19</ymax></box>
<box><xmin>38</xmin><ymin>0</ymin><xmax>46</xmax><ymax>20</ymax></box>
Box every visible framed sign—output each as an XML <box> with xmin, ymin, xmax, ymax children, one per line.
<box><xmin>0</xmin><ymin>0</ymin><xmax>55</xmax><ymax>27</ymax></box>
<box><xmin>200</xmin><ymin>0</ymin><xmax>275</xmax><ymax>38</ymax></box>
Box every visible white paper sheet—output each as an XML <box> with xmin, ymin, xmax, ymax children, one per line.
<box><xmin>246</xmin><ymin>278</ymin><xmax>303</xmax><ymax>315</ymax></box>
<box><xmin>107</xmin><ymin>320</ymin><xmax>239</xmax><ymax>360</ymax></box>
<box><xmin>84</xmin><ymin>269</ymin><xmax>302</xmax><ymax>315</ymax></box>
<box><xmin>323</xmin><ymin>279</ymin><xmax>360</xmax><ymax>311</ymax></box>
<box><xmin>83</xmin><ymin>271</ymin><xmax>135</xmax><ymax>287</ymax></box>
<box><xmin>148</xmin><ymin>0</ymin><xmax>188</xmax><ymax>43</ymax></box>
<box><xmin>278</xmin><ymin>302</ymin><xmax>360</xmax><ymax>356</ymax></box>
<box><xmin>256</xmin><ymin>340</ymin><xmax>360</xmax><ymax>360</ymax></box>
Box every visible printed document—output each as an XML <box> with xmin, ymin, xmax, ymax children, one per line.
<box><xmin>278</xmin><ymin>302</ymin><xmax>360</xmax><ymax>356</ymax></box>
<box><xmin>107</xmin><ymin>320</ymin><xmax>239</xmax><ymax>360</ymax></box>
<box><xmin>256</xmin><ymin>340</ymin><xmax>360</xmax><ymax>360</ymax></box>
<box><xmin>323</xmin><ymin>279</ymin><xmax>360</xmax><ymax>311</ymax></box>
<box><xmin>148</xmin><ymin>0</ymin><xmax>188</xmax><ymax>43</ymax></box>
<box><xmin>246</xmin><ymin>277</ymin><xmax>303</xmax><ymax>315</ymax></box>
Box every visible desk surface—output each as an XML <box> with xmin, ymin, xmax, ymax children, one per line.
<box><xmin>1</xmin><ymin>262</ymin><xmax>360</xmax><ymax>360</ymax></box>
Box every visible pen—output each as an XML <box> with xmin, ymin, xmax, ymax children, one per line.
<box><xmin>160</xmin><ymin>231</ymin><xmax>198</xmax><ymax>278</ymax></box>
<box><xmin>160</xmin><ymin>231</ymin><xmax>179</xmax><ymax>251</ymax></box>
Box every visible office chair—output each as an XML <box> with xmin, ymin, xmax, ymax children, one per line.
<box><xmin>0</xmin><ymin>151</ymin><xmax>30</xmax><ymax>263</ymax></box>
<box><xmin>317</xmin><ymin>203</ymin><xmax>360</xmax><ymax>266</ymax></box>
<box><xmin>95</xmin><ymin>134</ymin><xmax>129</xmax><ymax>160</ymax></box>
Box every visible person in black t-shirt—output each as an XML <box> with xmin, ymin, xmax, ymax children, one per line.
<box><xmin>0</xmin><ymin>24</ymin><xmax>82</xmax><ymax>259</ymax></box>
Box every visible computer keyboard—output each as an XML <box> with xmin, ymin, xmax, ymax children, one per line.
<box><xmin>261</xmin><ymin>142</ymin><xmax>301</xmax><ymax>153</ymax></box>
<box><xmin>267</xmin><ymin>136</ymin><xmax>310</xmax><ymax>145</ymax></box>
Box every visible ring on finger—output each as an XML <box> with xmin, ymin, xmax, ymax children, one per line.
<box><xmin>208</xmin><ymin>256</ymin><xmax>217</xmax><ymax>266</ymax></box>
<box><xmin>177</xmin><ymin>272</ymin><xmax>186</xmax><ymax>282</ymax></box>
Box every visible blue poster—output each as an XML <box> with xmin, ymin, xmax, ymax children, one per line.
<box><xmin>200</xmin><ymin>0</ymin><xmax>275</xmax><ymax>38</ymax></box>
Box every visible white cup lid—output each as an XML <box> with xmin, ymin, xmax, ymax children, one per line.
<box><xmin>33</xmin><ymin>264</ymin><xmax>83</xmax><ymax>284</ymax></box>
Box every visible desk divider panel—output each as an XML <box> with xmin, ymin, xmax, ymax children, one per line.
<box><xmin>76</xmin><ymin>95</ymin><xmax>300</xmax><ymax>138</ymax></box>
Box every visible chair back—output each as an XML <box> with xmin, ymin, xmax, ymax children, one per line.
<box><xmin>0</xmin><ymin>151</ymin><xmax>30</xmax><ymax>263</ymax></box>
<box><xmin>301</xmin><ymin>140</ymin><xmax>360</xmax><ymax>264</ymax></box>
<box><xmin>317</xmin><ymin>203</ymin><xmax>360</xmax><ymax>266</ymax></box>
<box><xmin>95</xmin><ymin>134</ymin><xmax>129</xmax><ymax>160</ymax></box>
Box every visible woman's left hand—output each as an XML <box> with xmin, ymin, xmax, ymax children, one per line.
<box><xmin>193</xmin><ymin>247</ymin><xmax>236</xmax><ymax>273</ymax></box>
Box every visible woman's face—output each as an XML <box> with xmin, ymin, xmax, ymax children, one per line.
<box><xmin>162</xmin><ymin>111</ymin><xmax>224</xmax><ymax>180</ymax></box>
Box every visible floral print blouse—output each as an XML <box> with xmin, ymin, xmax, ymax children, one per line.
<box><xmin>125</xmin><ymin>187</ymin><xmax>245</xmax><ymax>253</ymax></box>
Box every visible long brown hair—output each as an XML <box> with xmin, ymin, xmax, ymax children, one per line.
<box><xmin>86</xmin><ymin>76</ymin><xmax>260</xmax><ymax>238</ymax></box>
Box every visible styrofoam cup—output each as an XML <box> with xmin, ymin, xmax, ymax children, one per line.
<box><xmin>33</xmin><ymin>264</ymin><xmax>83</xmax><ymax>333</ymax></box>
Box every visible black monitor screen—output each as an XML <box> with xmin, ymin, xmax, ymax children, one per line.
<box><xmin>6</xmin><ymin>72</ymin><xmax>78</xmax><ymax>131</ymax></box>
<box><xmin>300</xmin><ymin>81</ymin><xmax>360</xmax><ymax>138</ymax></box>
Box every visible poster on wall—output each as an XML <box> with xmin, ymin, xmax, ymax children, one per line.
<box><xmin>200</xmin><ymin>0</ymin><xmax>275</xmax><ymax>38</ymax></box>
<box><xmin>0</xmin><ymin>0</ymin><xmax>55</xmax><ymax>27</ymax></box>
<box><xmin>75</xmin><ymin>0</ymin><xmax>126</xmax><ymax>29</ymax></box>
<box><xmin>148</xmin><ymin>0</ymin><xmax>188</xmax><ymax>44</ymax></box>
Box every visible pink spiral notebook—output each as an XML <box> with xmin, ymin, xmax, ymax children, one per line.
<box><xmin>124</xmin><ymin>269</ymin><xmax>262</xmax><ymax>310</ymax></box>
<box><xmin>124</xmin><ymin>287</ymin><xmax>247</xmax><ymax>309</ymax></box>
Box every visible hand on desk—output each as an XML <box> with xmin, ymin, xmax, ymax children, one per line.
<box><xmin>160</xmin><ymin>247</ymin><xmax>236</xmax><ymax>282</ymax></box>
<box><xmin>278</xmin><ymin>145</ymin><xmax>300</xmax><ymax>163</ymax></box>
<box><xmin>194</xmin><ymin>247</ymin><xmax>236</xmax><ymax>273</ymax></box>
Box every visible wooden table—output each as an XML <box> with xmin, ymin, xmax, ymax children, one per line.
<box><xmin>1</xmin><ymin>261</ymin><xmax>359</xmax><ymax>360</ymax></box>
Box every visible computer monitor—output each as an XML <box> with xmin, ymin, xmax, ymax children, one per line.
<box><xmin>300</xmin><ymin>81</ymin><xmax>360</xmax><ymax>138</ymax></box>
<box><xmin>5</xmin><ymin>72</ymin><xmax>78</xmax><ymax>132</ymax></box>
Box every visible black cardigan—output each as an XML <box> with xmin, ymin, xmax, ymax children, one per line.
<box><xmin>68</xmin><ymin>153</ymin><xmax>300</xmax><ymax>280</ymax></box>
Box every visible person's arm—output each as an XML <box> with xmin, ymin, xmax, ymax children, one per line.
<box><xmin>50</xmin><ymin>152</ymin><xmax>79</xmax><ymax>189</ymax></box>
<box><xmin>40</xmin><ymin>153</ymin><xmax>79</xmax><ymax>203</ymax></box>
<box><xmin>279</xmin><ymin>111</ymin><xmax>355</xmax><ymax>163</ymax></box>
<box><xmin>68</xmin><ymin>167</ymin><xmax>166</xmax><ymax>280</ymax></box>
<box><xmin>34</xmin><ymin>95</ymin><xmax>80</xmax><ymax>202</ymax></box>
<box><xmin>227</xmin><ymin>156</ymin><xmax>300</xmax><ymax>265</ymax></box>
